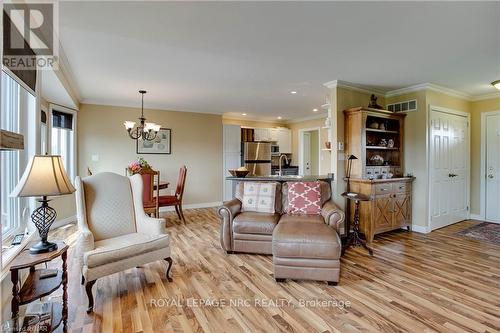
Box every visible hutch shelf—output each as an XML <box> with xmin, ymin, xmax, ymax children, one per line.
<box><xmin>344</xmin><ymin>107</ymin><xmax>414</xmax><ymax>245</ymax></box>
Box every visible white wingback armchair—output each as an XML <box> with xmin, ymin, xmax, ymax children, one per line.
<box><xmin>75</xmin><ymin>172</ymin><xmax>172</xmax><ymax>313</ymax></box>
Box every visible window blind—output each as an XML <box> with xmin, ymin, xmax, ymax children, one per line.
<box><xmin>52</xmin><ymin>110</ymin><xmax>73</xmax><ymax>130</ymax></box>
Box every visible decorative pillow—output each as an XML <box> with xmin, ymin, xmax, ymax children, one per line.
<box><xmin>287</xmin><ymin>181</ymin><xmax>322</xmax><ymax>215</ymax></box>
<box><xmin>242</xmin><ymin>182</ymin><xmax>276</xmax><ymax>213</ymax></box>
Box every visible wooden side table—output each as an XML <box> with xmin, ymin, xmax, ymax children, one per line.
<box><xmin>341</xmin><ymin>192</ymin><xmax>373</xmax><ymax>256</ymax></box>
<box><xmin>10</xmin><ymin>241</ymin><xmax>68</xmax><ymax>332</ymax></box>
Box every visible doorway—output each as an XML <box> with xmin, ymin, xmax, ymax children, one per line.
<box><xmin>429</xmin><ymin>107</ymin><xmax>470</xmax><ymax>230</ymax></box>
<box><xmin>299</xmin><ymin>128</ymin><xmax>320</xmax><ymax>176</ymax></box>
<box><xmin>483</xmin><ymin>112</ymin><xmax>500</xmax><ymax>222</ymax></box>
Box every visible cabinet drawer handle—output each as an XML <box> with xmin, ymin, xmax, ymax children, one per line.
<box><xmin>380</xmin><ymin>188</ymin><xmax>388</xmax><ymax>191</ymax></box>
<box><xmin>399</xmin><ymin>186</ymin><xmax>404</xmax><ymax>190</ymax></box>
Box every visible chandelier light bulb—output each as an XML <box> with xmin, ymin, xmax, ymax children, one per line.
<box><xmin>124</xmin><ymin>121</ymin><xmax>136</xmax><ymax>130</ymax></box>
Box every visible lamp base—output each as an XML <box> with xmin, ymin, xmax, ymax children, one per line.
<box><xmin>29</xmin><ymin>241</ymin><xmax>58</xmax><ymax>254</ymax></box>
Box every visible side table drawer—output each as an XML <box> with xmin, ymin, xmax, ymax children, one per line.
<box><xmin>375</xmin><ymin>183</ymin><xmax>392</xmax><ymax>195</ymax></box>
<box><xmin>394</xmin><ymin>182</ymin><xmax>408</xmax><ymax>193</ymax></box>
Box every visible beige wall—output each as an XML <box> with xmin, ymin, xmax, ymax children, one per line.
<box><xmin>386</xmin><ymin>91</ymin><xmax>428</xmax><ymax>226</ymax></box>
<box><xmin>287</xmin><ymin>117</ymin><xmax>330</xmax><ymax>174</ymax></box>
<box><xmin>222</xmin><ymin>117</ymin><xmax>284</xmax><ymax>128</ymax></box>
<box><xmin>79</xmin><ymin>104</ymin><xmax>223</xmax><ymax>206</ymax></box>
<box><xmin>470</xmin><ymin>97</ymin><xmax>500</xmax><ymax>215</ymax></box>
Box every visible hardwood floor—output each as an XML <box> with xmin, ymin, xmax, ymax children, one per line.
<box><xmin>46</xmin><ymin>209</ymin><xmax>499</xmax><ymax>333</ymax></box>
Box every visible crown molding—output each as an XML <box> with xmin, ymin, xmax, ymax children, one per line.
<box><xmin>323</xmin><ymin>80</ymin><xmax>386</xmax><ymax>96</ymax></box>
<box><xmin>470</xmin><ymin>91</ymin><xmax>500</xmax><ymax>102</ymax></box>
<box><xmin>285</xmin><ymin>113</ymin><xmax>327</xmax><ymax>124</ymax></box>
<box><xmin>385</xmin><ymin>83</ymin><xmax>473</xmax><ymax>100</ymax></box>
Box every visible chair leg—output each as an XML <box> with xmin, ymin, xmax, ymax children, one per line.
<box><xmin>85</xmin><ymin>280</ymin><xmax>96</xmax><ymax>313</ymax></box>
<box><xmin>81</xmin><ymin>275</ymin><xmax>85</xmax><ymax>285</ymax></box>
<box><xmin>174</xmin><ymin>205</ymin><xmax>181</xmax><ymax>220</ymax></box>
<box><xmin>164</xmin><ymin>257</ymin><xmax>173</xmax><ymax>282</ymax></box>
<box><xmin>178</xmin><ymin>205</ymin><xmax>186</xmax><ymax>222</ymax></box>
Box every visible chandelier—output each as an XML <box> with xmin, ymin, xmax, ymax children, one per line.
<box><xmin>124</xmin><ymin>90</ymin><xmax>161</xmax><ymax>141</ymax></box>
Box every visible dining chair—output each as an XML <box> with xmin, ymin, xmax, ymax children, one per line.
<box><xmin>158</xmin><ymin>165</ymin><xmax>187</xmax><ymax>222</ymax></box>
<box><xmin>136</xmin><ymin>167</ymin><xmax>160</xmax><ymax>217</ymax></box>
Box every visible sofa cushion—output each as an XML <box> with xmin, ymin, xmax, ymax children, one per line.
<box><xmin>241</xmin><ymin>182</ymin><xmax>276</xmax><ymax>213</ymax></box>
<box><xmin>279</xmin><ymin>213</ymin><xmax>325</xmax><ymax>224</ymax></box>
<box><xmin>233</xmin><ymin>212</ymin><xmax>280</xmax><ymax>235</ymax></box>
<box><xmin>282</xmin><ymin>181</ymin><xmax>331</xmax><ymax>213</ymax></box>
<box><xmin>236</xmin><ymin>182</ymin><xmax>282</xmax><ymax>213</ymax></box>
<box><xmin>287</xmin><ymin>182</ymin><xmax>322</xmax><ymax>215</ymax></box>
<box><xmin>84</xmin><ymin>233</ymin><xmax>170</xmax><ymax>268</ymax></box>
<box><xmin>272</xmin><ymin>221</ymin><xmax>341</xmax><ymax>260</ymax></box>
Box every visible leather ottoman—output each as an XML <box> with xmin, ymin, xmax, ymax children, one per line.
<box><xmin>272</xmin><ymin>218</ymin><xmax>341</xmax><ymax>285</ymax></box>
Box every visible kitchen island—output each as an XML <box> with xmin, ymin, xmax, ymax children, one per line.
<box><xmin>226</xmin><ymin>174</ymin><xmax>334</xmax><ymax>197</ymax></box>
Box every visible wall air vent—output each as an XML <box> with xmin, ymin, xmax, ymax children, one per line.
<box><xmin>387</xmin><ymin>99</ymin><xmax>417</xmax><ymax>113</ymax></box>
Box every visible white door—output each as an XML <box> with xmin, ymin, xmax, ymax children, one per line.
<box><xmin>430</xmin><ymin>109</ymin><xmax>469</xmax><ymax>230</ymax></box>
<box><xmin>303</xmin><ymin>132</ymin><xmax>312</xmax><ymax>176</ymax></box>
<box><xmin>486</xmin><ymin>114</ymin><xmax>500</xmax><ymax>221</ymax></box>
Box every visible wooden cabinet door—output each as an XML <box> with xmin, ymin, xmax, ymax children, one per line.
<box><xmin>373</xmin><ymin>194</ymin><xmax>393</xmax><ymax>231</ymax></box>
<box><xmin>393</xmin><ymin>193</ymin><xmax>411</xmax><ymax>227</ymax></box>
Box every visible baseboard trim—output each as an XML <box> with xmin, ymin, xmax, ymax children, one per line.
<box><xmin>411</xmin><ymin>225</ymin><xmax>430</xmax><ymax>234</ymax></box>
<box><xmin>469</xmin><ymin>214</ymin><xmax>484</xmax><ymax>221</ymax></box>
<box><xmin>52</xmin><ymin>215</ymin><xmax>77</xmax><ymax>229</ymax></box>
<box><xmin>159</xmin><ymin>202</ymin><xmax>222</xmax><ymax>212</ymax></box>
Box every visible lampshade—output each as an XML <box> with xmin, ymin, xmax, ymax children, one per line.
<box><xmin>10</xmin><ymin>155</ymin><xmax>76</xmax><ymax>197</ymax></box>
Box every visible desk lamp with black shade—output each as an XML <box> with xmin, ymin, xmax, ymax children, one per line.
<box><xmin>10</xmin><ymin>155</ymin><xmax>75</xmax><ymax>254</ymax></box>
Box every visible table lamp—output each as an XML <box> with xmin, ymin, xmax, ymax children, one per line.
<box><xmin>10</xmin><ymin>155</ymin><xmax>75</xmax><ymax>254</ymax></box>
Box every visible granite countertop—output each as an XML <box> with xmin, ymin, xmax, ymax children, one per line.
<box><xmin>226</xmin><ymin>175</ymin><xmax>334</xmax><ymax>182</ymax></box>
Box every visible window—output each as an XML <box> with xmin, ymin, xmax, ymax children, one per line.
<box><xmin>40</xmin><ymin>110</ymin><xmax>47</xmax><ymax>155</ymax></box>
<box><xmin>0</xmin><ymin>72</ymin><xmax>35</xmax><ymax>240</ymax></box>
<box><xmin>1</xmin><ymin>74</ymin><xmax>21</xmax><ymax>238</ymax></box>
<box><xmin>50</xmin><ymin>107</ymin><xmax>76</xmax><ymax>181</ymax></box>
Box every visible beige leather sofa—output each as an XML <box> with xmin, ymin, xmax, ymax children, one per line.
<box><xmin>218</xmin><ymin>181</ymin><xmax>344</xmax><ymax>284</ymax></box>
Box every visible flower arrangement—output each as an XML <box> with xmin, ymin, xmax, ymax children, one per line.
<box><xmin>128</xmin><ymin>157</ymin><xmax>150</xmax><ymax>174</ymax></box>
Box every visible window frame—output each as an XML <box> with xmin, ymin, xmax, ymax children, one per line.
<box><xmin>47</xmin><ymin>104</ymin><xmax>77</xmax><ymax>182</ymax></box>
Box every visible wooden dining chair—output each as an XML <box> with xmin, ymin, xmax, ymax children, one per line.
<box><xmin>158</xmin><ymin>166</ymin><xmax>187</xmax><ymax>222</ymax></box>
<box><xmin>136</xmin><ymin>168</ymin><xmax>160</xmax><ymax>217</ymax></box>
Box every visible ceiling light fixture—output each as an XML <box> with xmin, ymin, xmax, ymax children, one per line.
<box><xmin>312</xmin><ymin>108</ymin><xmax>318</xmax><ymax>112</ymax></box>
<box><xmin>124</xmin><ymin>90</ymin><xmax>161</xmax><ymax>141</ymax></box>
<box><xmin>290</xmin><ymin>91</ymin><xmax>297</xmax><ymax>94</ymax></box>
<box><xmin>492</xmin><ymin>80</ymin><xmax>500</xmax><ymax>90</ymax></box>
<box><xmin>277</xmin><ymin>116</ymin><xmax>282</xmax><ymax>120</ymax></box>
<box><xmin>242</xmin><ymin>113</ymin><xmax>247</xmax><ymax>116</ymax></box>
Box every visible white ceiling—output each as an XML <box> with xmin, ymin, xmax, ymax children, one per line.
<box><xmin>59</xmin><ymin>1</ymin><xmax>500</xmax><ymax>120</ymax></box>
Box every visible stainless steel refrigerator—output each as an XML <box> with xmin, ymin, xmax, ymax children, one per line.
<box><xmin>242</xmin><ymin>142</ymin><xmax>271</xmax><ymax>176</ymax></box>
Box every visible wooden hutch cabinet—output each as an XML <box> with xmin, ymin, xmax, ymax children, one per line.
<box><xmin>344</xmin><ymin>107</ymin><xmax>414</xmax><ymax>244</ymax></box>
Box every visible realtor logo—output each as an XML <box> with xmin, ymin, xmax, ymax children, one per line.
<box><xmin>3</xmin><ymin>1</ymin><xmax>59</xmax><ymax>70</ymax></box>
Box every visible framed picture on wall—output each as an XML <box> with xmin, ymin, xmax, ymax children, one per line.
<box><xmin>136</xmin><ymin>128</ymin><xmax>171</xmax><ymax>154</ymax></box>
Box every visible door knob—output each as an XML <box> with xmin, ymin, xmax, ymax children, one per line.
<box><xmin>488</xmin><ymin>174</ymin><xmax>494</xmax><ymax>179</ymax></box>
<box><xmin>448</xmin><ymin>173</ymin><xmax>457</xmax><ymax>178</ymax></box>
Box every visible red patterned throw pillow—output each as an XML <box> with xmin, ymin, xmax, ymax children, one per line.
<box><xmin>287</xmin><ymin>181</ymin><xmax>322</xmax><ymax>215</ymax></box>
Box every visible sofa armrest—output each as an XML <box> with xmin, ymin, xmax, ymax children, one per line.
<box><xmin>321</xmin><ymin>200</ymin><xmax>345</xmax><ymax>236</ymax></box>
<box><xmin>217</xmin><ymin>199</ymin><xmax>242</xmax><ymax>252</ymax></box>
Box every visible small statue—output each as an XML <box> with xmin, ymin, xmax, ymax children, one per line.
<box><xmin>368</xmin><ymin>94</ymin><xmax>383</xmax><ymax>109</ymax></box>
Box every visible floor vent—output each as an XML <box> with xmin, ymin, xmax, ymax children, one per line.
<box><xmin>387</xmin><ymin>99</ymin><xmax>417</xmax><ymax>113</ymax></box>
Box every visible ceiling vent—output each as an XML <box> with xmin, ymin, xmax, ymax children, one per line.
<box><xmin>387</xmin><ymin>99</ymin><xmax>417</xmax><ymax>113</ymax></box>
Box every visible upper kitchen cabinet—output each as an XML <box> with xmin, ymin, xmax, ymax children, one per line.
<box><xmin>254</xmin><ymin>128</ymin><xmax>271</xmax><ymax>141</ymax></box>
<box><xmin>277</xmin><ymin>128</ymin><xmax>292</xmax><ymax>154</ymax></box>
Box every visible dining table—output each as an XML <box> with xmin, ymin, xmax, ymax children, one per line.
<box><xmin>154</xmin><ymin>181</ymin><xmax>169</xmax><ymax>190</ymax></box>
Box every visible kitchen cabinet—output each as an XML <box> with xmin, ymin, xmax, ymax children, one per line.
<box><xmin>348</xmin><ymin>178</ymin><xmax>414</xmax><ymax>244</ymax></box>
<box><xmin>277</xmin><ymin>128</ymin><xmax>291</xmax><ymax>153</ymax></box>
<box><xmin>254</xmin><ymin>128</ymin><xmax>272</xmax><ymax>141</ymax></box>
<box><xmin>270</xmin><ymin>128</ymin><xmax>278</xmax><ymax>142</ymax></box>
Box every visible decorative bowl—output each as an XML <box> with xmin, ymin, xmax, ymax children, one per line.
<box><xmin>229</xmin><ymin>169</ymin><xmax>249</xmax><ymax>177</ymax></box>
<box><xmin>369</xmin><ymin>155</ymin><xmax>384</xmax><ymax>166</ymax></box>
<box><xmin>368</xmin><ymin>121</ymin><xmax>379</xmax><ymax>129</ymax></box>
